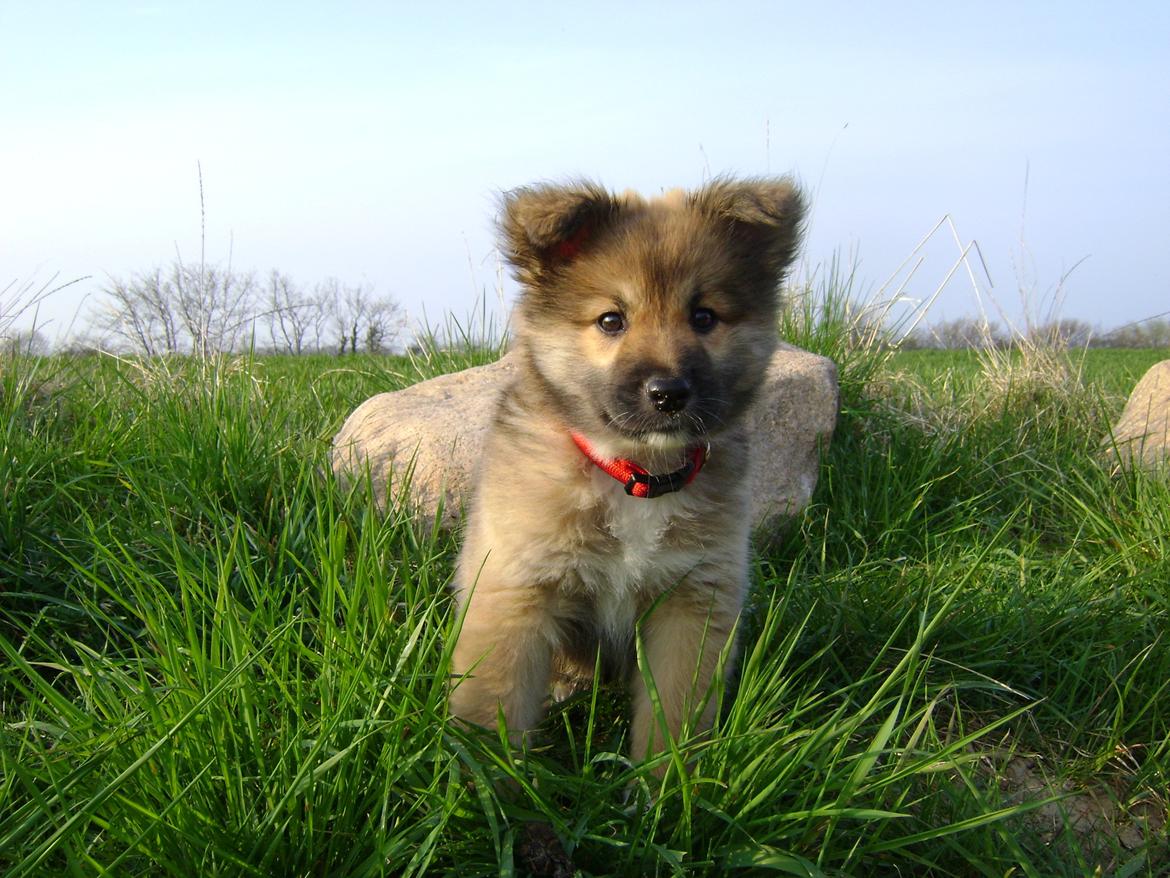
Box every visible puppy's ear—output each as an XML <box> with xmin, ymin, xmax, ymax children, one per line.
<box><xmin>692</xmin><ymin>177</ymin><xmax>806</xmax><ymax>279</ymax></box>
<box><xmin>499</xmin><ymin>181</ymin><xmax>618</xmax><ymax>284</ymax></box>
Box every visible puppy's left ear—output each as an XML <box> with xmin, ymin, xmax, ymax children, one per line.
<box><xmin>499</xmin><ymin>181</ymin><xmax>618</xmax><ymax>285</ymax></box>
<box><xmin>692</xmin><ymin>177</ymin><xmax>807</xmax><ymax>280</ymax></box>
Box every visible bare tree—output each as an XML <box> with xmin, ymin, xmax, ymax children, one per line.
<box><xmin>1102</xmin><ymin>317</ymin><xmax>1170</xmax><ymax>349</ymax></box>
<box><xmin>94</xmin><ymin>263</ymin><xmax>402</xmax><ymax>357</ymax></box>
<box><xmin>95</xmin><ymin>261</ymin><xmax>257</xmax><ymax>355</ymax></box>
<box><xmin>363</xmin><ymin>295</ymin><xmax>405</xmax><ymax>353</ymax></box>
<box><xmin>97</xmin><ymin>269</ymin><xmax>181</xmax><ymax>355</ymax></box>
<box><xmin>1028</xmin><ymin>318</ymin><xmax>1095</xmax><ymax>349</ymax></box>
<box><xmin>170</xmin><ymin>262</ymin><xmax>257</xmax><ymax>356</ymax></box>
<box><xmin>341</xmin><ymin>283</ymin><xmax>371</xmax><ymax>355</ymax></box>
<box><xmin>324</xmin><ymin>280</ymin><xmax>404</xmax><ymax>355</ymax></box>
<box><xmin>265</xmin><ymin>271</ymin><xmax>325</xmax><ymax>355</ymax></box>
<box><xmin>921</xmin><ymin>317</ymin><xmax>1006</xmax><ymax>349</ymax></box>
<box><xmin>319</xmin><ymin>278</ymin><xmax>349</xmax><ymax>354</ymax></box>
<box><xmin>1</xmin><ymin>328</ymin><xmax>49</xmax><ymax>356</ymax></box>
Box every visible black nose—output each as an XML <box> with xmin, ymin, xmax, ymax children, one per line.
<box><xmin>644</xmin><ymin>376</ymin><xmax>691</xmax><ymax>414</ymax></box>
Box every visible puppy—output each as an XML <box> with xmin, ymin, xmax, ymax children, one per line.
<box><xmin>450</xmin><ymin>177</ymin><xmax>805</xmax><ymax>766</ymax></box>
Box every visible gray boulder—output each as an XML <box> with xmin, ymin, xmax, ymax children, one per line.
<box><xmin>331</xmin><ymin>345</ymin><xmax>839</xmax><ymax>530</ymax></box>
<box><xmin>1109</xmin><ymin>359</ymin><xmax>1170</xmax><ymax>471</ymax></box>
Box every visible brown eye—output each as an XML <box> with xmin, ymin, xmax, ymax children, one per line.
<box><xmin>597</xmin><ymin>312</ymin><xmax>625</xmax><ymax>334</ymax></box>
<box><xmin>691</xmin><ymin>307</ymin><xmax>717</xmax><ymax>333</ymax></box>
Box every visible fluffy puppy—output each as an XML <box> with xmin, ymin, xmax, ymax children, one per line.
<box><xmin>450</xmin><ymin>177</ymin><xmax>805</xmax><ymax>765</ymax></box>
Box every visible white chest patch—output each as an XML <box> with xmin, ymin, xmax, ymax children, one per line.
<box><xmin>573</xmin><ymin>468</ymin><xmax>706</xmax><ymax>642</ymax></box>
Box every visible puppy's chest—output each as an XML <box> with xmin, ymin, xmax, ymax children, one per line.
<box><xmin>572</xmin><ymin>474</ymin><xmax>706</xmax><ymax>594</ymax></box>
<box><xmin>551</xmin><ymin>488</ymin><xmax>697</xmax><ymax>641</ymax></box>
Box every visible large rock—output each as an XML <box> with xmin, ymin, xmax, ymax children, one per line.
<box><xmin>331</xmin><ymin>345</ymin><xmax>839</xmax><ymax>530</ymax></box>
<box><xmin>1109</xmin><ymin>360</ymin><xmax>1170</xmax><ymax>471</ymax></box>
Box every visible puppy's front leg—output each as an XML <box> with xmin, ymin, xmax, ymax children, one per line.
<box><xmin>630</xmin><ymin>584</ymin><xmax>740</xmax><ymax>768</ymax></box>
<box><xmin>449</xmin><ymin>585</ymin><xmax>554</xmax><ymax>741</ymax></box>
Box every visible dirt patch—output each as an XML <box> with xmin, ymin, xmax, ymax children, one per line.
<box><xmin>993</xmin><ymin>752</ymin><xmax>1167</xmax><ymax>869</ymax></box>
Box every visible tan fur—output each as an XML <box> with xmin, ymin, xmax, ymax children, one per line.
<box><xmin>450</xmin><ymin>177</ymin><xmax>805</xmax><ymax>767</ymax></box>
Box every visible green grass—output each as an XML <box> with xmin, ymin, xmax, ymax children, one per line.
<box><xmin>891</xmin><ymin>347</ymin><xmax>1169</xmax><ymax>399</ymax></box>
<box><xmin>2</xmin><ymin>323</ymin><xmax>1168</xmax><ymax>875</ymax></box>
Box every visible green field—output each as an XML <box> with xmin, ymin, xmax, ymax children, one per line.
<box><xmin>2</xmin><ymin>335</ymin><xmax>1168</xmax><ymax>876</ymax></box>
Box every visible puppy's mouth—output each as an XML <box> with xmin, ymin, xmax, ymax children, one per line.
<box><xmin>600</xmin><ymin>409</ymin><xmax>709</xmax><ymax>447</ymax></box>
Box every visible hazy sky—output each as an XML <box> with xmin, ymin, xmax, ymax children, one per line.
<box><xmin>3</xmin><ymin>1</ymin><xmax>1168</xmax><ymax>344</ymax></box>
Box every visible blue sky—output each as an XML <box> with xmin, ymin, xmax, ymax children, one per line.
<box><xmin>3</xmin><ymin>1</ymin><xmax>1168</xmax><ymax>343</ymax></box>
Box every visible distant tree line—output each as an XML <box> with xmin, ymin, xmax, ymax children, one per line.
<box><xmin>1097</xmin><ymin>318</ymin><xmax>1170</xmax><ymax>349</ymax></box>
<box><xmin>0</xmin><ymin>275</ymin><xmax>63</xmax><ymax>356</ymax></box>
<box><xmin>84</xmin><ymin>260</ymin><xmax>405</xmax><ymax>357</ymax></box>
<box><xmin>1</xmin><ymin>328</ymin><xmax>50</xmax><ymax>357</ymax></box>
<box><xmin>901</xmin><ymin>317</ymin><xmax>1170</xmax><ymax>350</ymax></box>
<box><xmin>7</xmin><ymin>269</ymin><xmax>1169</xmax><ymax>356</ymax></box>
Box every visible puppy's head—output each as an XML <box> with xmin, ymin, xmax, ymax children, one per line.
<box><xmin>501</xmin><ymin>177</ymin><xmax>805</xmax><ymax>450</ymax></box>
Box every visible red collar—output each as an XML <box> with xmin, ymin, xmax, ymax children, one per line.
<box><xmin>570</xmin><ymin>432</ymin><xmax>708</xmax><ymax>499</ymax></box>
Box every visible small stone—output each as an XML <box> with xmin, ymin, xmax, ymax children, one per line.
<box><xmin>515</xmin><ymin>822</ymin><xmax>574</xmax><ymax>878</ymax></box>
<box><xmin>1109</xmin><ymin>360</ymin><xmax>1170</xmax><ymax>471</ymax></box>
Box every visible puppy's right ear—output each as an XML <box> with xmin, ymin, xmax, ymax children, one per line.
<box><xmin>499</xmin><ymin>181</ymin><xmax>617</xmax><ymax>284</ymax></box>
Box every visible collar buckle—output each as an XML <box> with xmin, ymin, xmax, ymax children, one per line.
<box><xmin>623</xmin><ymin>461</ymin><xmax>697</xmax><ymax>498</ymax></box>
